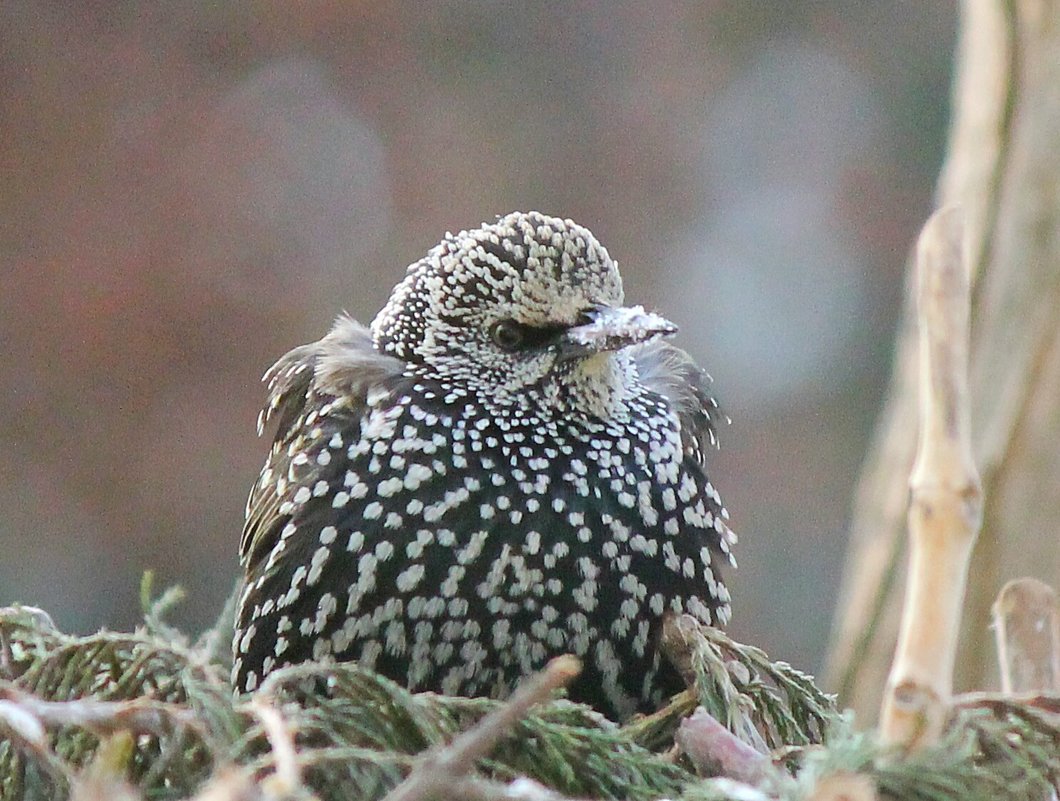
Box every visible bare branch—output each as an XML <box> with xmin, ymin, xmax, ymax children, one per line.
<box><xmin>250</xmin><ymin>696</ymin><xmax>304</xmax><ymax>798</ymax></box>
<box><xmin>0</xmin><ymin>697</ymin><xmax>72</xmax><ymax>785</ymax></box>
<box><xmin>0</xmin><ymin>685</ymin><xmax>195</xmax><ymax>736</ymax></box>
<box><xmin>880</xmin><ymin>206</ymin><xmax>983</xmax><ymax>748</ymax></box>
<box><xmin>383</xmin><ymin>655</ymin><xmax>581</xmax><ymax>801</ymax></box>
<box><xmin>830</xmin><ymin>0</ymin><xmax>1060</xmax><ymax>721</ymax></box>
<box><xmin>992</xmin><ymin>577</ymin><xmax>1060</xmax><ymax>693</ymax></box>
<box><xmin>953</xmin><ymin>690</ymin><xmax>1060</xmax><ymax>715</ymax></box>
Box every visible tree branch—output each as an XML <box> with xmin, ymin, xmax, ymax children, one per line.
<box><xmin>992</xmin><ymin>577</ymin><xmax>1060</xmax><ymax>693</ymax></box>
<box><xmin>879</xmin><ymin>207</ymin><xmax>983</xmax><ymax>748</ymax></box>
<box><xmin>383</xmin><ymin>655</ymin><xmax>581</xmax><ymax>801</ymax></box>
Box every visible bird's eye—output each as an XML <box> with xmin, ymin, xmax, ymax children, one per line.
<box><xmin>490</xmin><ymin>320</ymin><xmax>526</xmax><ymax>351</ymax></box>
<box><xmin>575</xmin><ymin>308</ymin><xmax>597</xmax><ymax>326</ymax></box>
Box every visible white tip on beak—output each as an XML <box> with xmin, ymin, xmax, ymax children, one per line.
<box><xmin>562</xmin><ymin>305</ymin><xmax>678</xmax><ymax>358</ymax></box>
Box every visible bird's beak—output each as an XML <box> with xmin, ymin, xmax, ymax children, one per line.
<box><xmin>560</xmin><ymin>305</ymin><xmax>678</xmax><ymax>360</ymax></box>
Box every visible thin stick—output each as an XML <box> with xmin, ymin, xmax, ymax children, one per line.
<box><xmin>0</xmin><ymin>686</ymin><xmax>195</xmax><ymax>735</ymax></box>
<box><xmin>383</xmin><ymin>655</ymin><xmax>581</xmax><ymax>801</ymax></box>
<box><xmin>992</xmin><ymin>577</ymin><xmax>1060</xmax><ymax>693</ymax></box>
<box><xmin>251</xmin><ymin>697</ymin><xmax>303</xmax><ymax>796</ymax></box>
<box><xmin>879</xmin><ymin>207</ymin><xmax>983</xmax><ymax>748</ymax></box>
<box><xmin>953</xmin><ymin>690</ymin><xmax>1060</xmax><ymax>714</ymax></box>
<box><xmin>0</xmin><ymin>699</ymin><xmax>72</xmax><ymax>786</ymax></box>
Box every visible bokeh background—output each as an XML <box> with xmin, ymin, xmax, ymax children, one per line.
<box><xmin>0</xmin><ymin>2</ymin><xmax>956</xmax><ymax>678</ymax></box>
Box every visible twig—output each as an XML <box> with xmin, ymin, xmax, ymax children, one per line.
<box><xmin>382</xmin><ymin>655</ymin><xmax>581</xmax><ymax>801</ymax></box>
<box><xmin>659</xmin><ymin>613</ymin><xmax>699</xmax><ymax>690</ymax></box>
<box><xmin>0</xmin><ymin>696</ymin><xmax>72</xmax><ymax>784</ymax></box>
<box><xmin>619</xmin><ymin>689</ymin><xmax>697</xmax><ymax>751</ymax></box>
<box><xmin>953</xmin><ymin>690</ymin><xmax>1060</xmax><ymax>715</ymax></box>
<box><xmin>658</xmin><ymin>613</ymin><xmax>832</xmax><ymax>750</ymax></box>
<box><xmin>880</xmin><ymin>206</ymin><xmax>983</xmax><ymax>748</ymax></box>
<box><xmin>0</xmin><ymin>685</ymin><xmax>195</xmax><ymax>735</ymax></box>
<box><xmin>250</xmin><ymin>695</ymin><xmax>303</xmax><ymax>796</ymax></box>
<box><xmin>992</xmin><ymin>578</ymin><xmax>1060</xmax><ymax>693</ymax></box>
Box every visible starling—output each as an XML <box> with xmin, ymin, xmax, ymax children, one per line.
<box><xmin>233</xmin><ymin>211</ymin><xmax>735</xmax><ymax>719</ymax></box>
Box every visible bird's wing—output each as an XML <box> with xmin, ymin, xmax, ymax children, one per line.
<box><xmin>240</xmin><ymin>316</ymin><xmax>404</xmax><ymax>567</ymax></box>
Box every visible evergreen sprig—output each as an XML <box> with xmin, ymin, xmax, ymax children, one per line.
<box><xmin>0</xmin><ymin>602</ymin><xmax>1058</xmax><ymax>801</ymax></box>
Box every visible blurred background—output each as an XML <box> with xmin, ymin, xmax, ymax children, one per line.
<box><xmin>0</xmin><ymin>2</ymin><xmax>955</xmax><ymax>678</ymax></box>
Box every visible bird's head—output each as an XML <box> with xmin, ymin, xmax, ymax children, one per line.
<box><xmin>371</xmin><ymin>212</ymin><xmax>676</xmax><ymax>413</ymax></box>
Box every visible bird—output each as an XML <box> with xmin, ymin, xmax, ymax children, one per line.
<box><xmin>232</xmin><ymin>211</ymin><xmax>736</xmax><ymax>720</ymax></box>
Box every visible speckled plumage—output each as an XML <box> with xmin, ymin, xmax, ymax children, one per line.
<box><xmin>233</xmin><ymin>212</ymin><xmax>735</xmax><ymax>719</ymax></box>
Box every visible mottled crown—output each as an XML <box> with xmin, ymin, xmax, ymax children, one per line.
<box><xmin>370</xmin><ymin>212</ymin><xmax>624</xmax><ymax>367</ymax></box>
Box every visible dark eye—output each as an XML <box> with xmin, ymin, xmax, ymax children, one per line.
<box><xmin>490</xmin><ymin>320</ymin><xmax>526</xmax><ymax>351</ymax></box>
